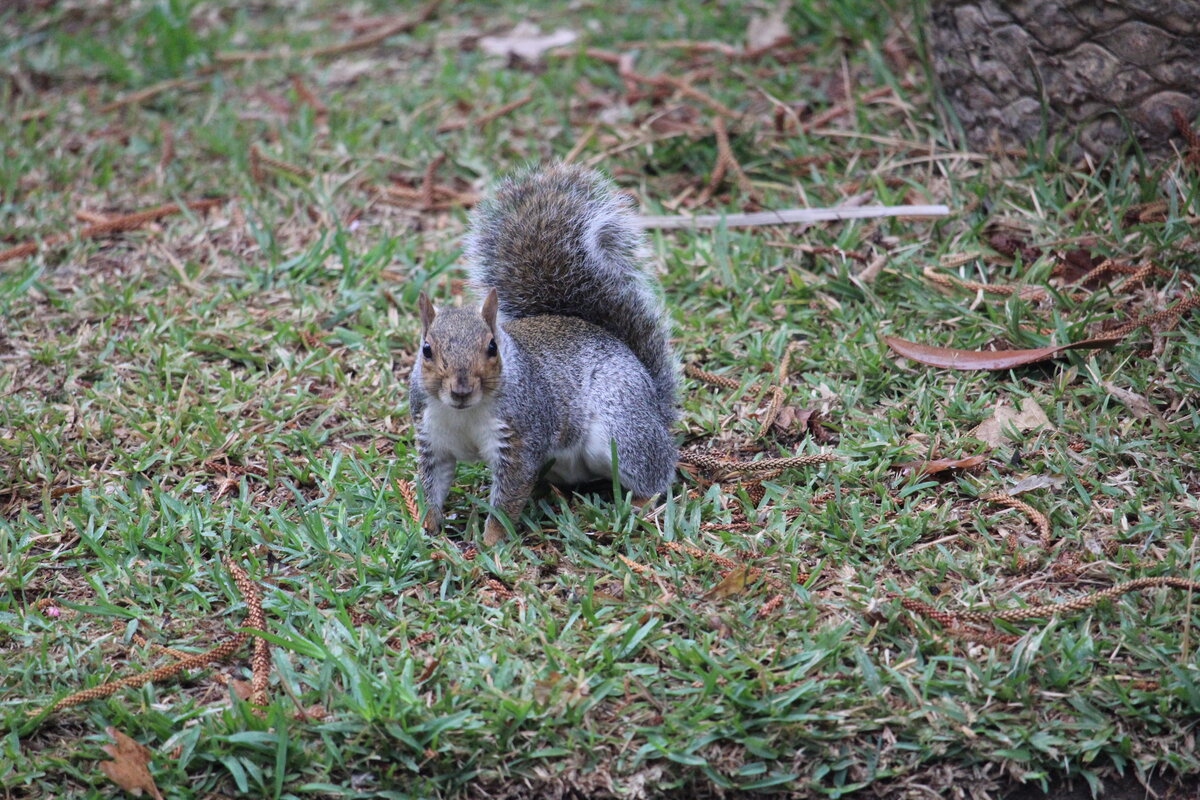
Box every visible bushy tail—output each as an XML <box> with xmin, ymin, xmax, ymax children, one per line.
<box><xmin>465</xmin><ymin>163</ymin><xmax>677</xmax><ymax>410</ymax></box>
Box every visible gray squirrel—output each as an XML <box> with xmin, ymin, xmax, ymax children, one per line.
<box><xmin>409</xmin><ymin>163</ymin><xmax>677</xmax><ymax>545</ymax></box>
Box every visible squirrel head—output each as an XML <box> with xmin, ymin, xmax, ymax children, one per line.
<box><xmin>417</xmin><ymin>289</ymin><xmax>502</xmax><ymax>410</ymax></box>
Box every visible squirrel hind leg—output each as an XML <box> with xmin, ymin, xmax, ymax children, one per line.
<box><xmin>580</xmin><ymin>371</ymin><xmax>677</xmax><ymax>499</ymax></box>
<box><xmin>605</xmin><ymin>419</ymin><xmax>677</xmax><ymax>501</ymax></box>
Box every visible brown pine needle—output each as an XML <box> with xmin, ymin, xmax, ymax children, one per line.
<box><xmin>982</xmin><ymin>492</ymin><xmax>1052</xmax><ymax>546</ymax></box>
<box><xmin>1</xmin><ymin>198</ymin><xmax>225</xmax><ymax>265</ymax></box>
<box><xmin>617</xmin><ymin>554</ymin><xmax>657</xmax><ymax>576</ymax></box>
<box><xmin>227</xmin><ymin>561</ymin><xmax>271</xmax><ymax>707</ymax></box>
<box><xmin>900</xmin><ymin>577</ymin><xmax>1200</xmax><ymax>647</ymax></box>
<box><xmin>36</xmin><ymin>559</ymin><xmax>265</xmax><ymax>717</ymax></box>
<box><xmin>679</xmin><ymin>450</ymin><xmax>838</xmax><ymax>475</ymax></box>
<box><xmin>684</xmin><ymin>363</ymin><xmax>753</xmax><ymax>392</ymax></box>
<box><xmin>396</xmin><ymin>479</ymin><xmax>421</xmax><ymax>523</ymax></box>
<box><xmin>249</xmin><ymin>145</ymin><xmax>316</xmax><ymax>181</ymax></box>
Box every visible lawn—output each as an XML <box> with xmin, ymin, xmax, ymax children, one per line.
<box><xmin>2</xmin><ymin>1</ymin><xmax>1199</xmax><ymax>798</ymax></box>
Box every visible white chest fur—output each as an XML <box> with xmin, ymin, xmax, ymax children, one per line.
<box><xmin>421</xmin><ymin>400</ymin><xmax>506</xmax><ymax>466</ymax></box>
<box><xmin>545</xmin><ymin>417</ymin><xmax>615</xmax><ymax>485</ymax></box>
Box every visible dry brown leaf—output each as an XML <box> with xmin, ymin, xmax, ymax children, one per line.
<box><xmin>773</xmin><ymin>405</ymin><xmax>816</xmax><ymax>435</ymax></box>
<box><xmin>704</xmin><ymin>565</ymin><xmax>757</xmax><ymax>600</ymax></box>
<box><xmin>99</xmin><ymin>727</ymin><xmax>164</xmax><ymax>800</ymax></box>
<box><xmin>747</xmin><ymin>1</ymin><xmax>790</xmax><ymax>52</ymax></box>
<box><xmin>971</xmin><ymin>398</ymin><xmax>1054</xmax><ymax>448</ymax></box>
<box><xmin>883</xmin><ymin>334</ymin><xmax>1119</xmax><ymax>371</ymax></box>
<box><xmin>706</xmin><ymin>614</ymin><xmax>734</xmax><ymax>638</ymax></box>
<box><xmin>892</xmin><ymin>454</ymin><xmax>988</xmax><ymax>477</ymax></box>
<box><xmin>479</xmin><ymin>23</ymin><xmax>577</xmax><ymax>62</ymax></box>
<box><xmin>1058</xmin><ymin>248</ymin><xmax>1105</xmax><ymax>282</ymax></box>
<box><xmin>988</xmin><ymin>231</ymin><xmax>1042</xmax><ymax>263</ymax></box>
<box><xmin>1101</xmin><ymin>381</ymin><xmax>1155</xmax><ymax>419</ymax></box>
<box><xmin>230</xmin><ymin>678</ymin><xmax>254</xmax><ymax>700</ymax></box>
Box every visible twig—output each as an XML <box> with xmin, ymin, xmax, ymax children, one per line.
<box><xmin>638</xmin><ymin>204</ymin><xmax>950</xmax><ymax>230</ymax></box>
<box><xmin>614</xmin><ymin>57</ymin><xmax>742</xmax><ymax>121</ymax></box>
<box><xmin>695</xmin><ymin>117</ymin><xmax>754</xmax><ymax>205</ymax></box>
<box><xmin>477</xmin><ymin>95</ymin><xmax>533</xmax><ymax>127</ymax></box>
<box><xmin>74</xmin><ymin>210</ymin><xmax>112</xmax><ymax>225</ymax></box>
<box><xmin>158</xmin><ymin>121</ymin><xmax>175</xmax><ymax>170</ymax></box>
<box><xmin>216</xmin><ymin>0</ymin><xmax>442</xmax><ymax>63</ymax></box>
<box><xmin>802</xmin><ymin>86</ymin><xmax>892</xmax><ymax>133</ymax></box>
<box><xmin>98</xmin><ymin>77</ymin><xmax>205</xmax><ymax>113</ymax></box>
<box><xmin>563</xmin><ymin>124</ymin><xmax>597</xmax><ymax>164</ymax></box>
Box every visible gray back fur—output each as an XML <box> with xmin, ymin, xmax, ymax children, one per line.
<box><xmin>464</xmin><ymin>163</ymin><xmax>677</xmax><ymax>420</ymax></box>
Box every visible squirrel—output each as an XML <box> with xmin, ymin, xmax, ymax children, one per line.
<box><xmin>409</xmin><ymin>163</ymin><xmax>677</xmax><ymax>546</ymax></box>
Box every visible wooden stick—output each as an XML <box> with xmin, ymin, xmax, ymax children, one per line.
<box><xmin>638</xmin><ymin>204</ymin><xmax>950</xmax><ymax>230</ymax></box>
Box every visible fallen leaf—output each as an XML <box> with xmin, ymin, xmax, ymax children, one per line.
<box><xmin>706</xmin><ymin>614</ymin><xmax>734</xmax><ymax>638</ymax></box>
<box><xmin>971</xmin><ymin>398</ymin><xmax>1054</xmax><ymax>448</ymax></box>
<box><xmin>1101</xmin><ymin>381</ymin><xmax>1154</xmax><ymax>419</ymax></box>
<box><xmin>747</xmin><ymin>1</ymin><xmax>790</xmax><ymax>52</ymax></box>
<box><xmin>883</xmin><ymin>334</ymin><xmax>1119</xmax><ymax>371</ymax></box>
<box><xmin>99</xmin><ymin>727</ymin><xmax>164</xmax><ymax>800</ymax></box>
<box><xmin>479</xmin><ymin>23</ymin><xmax>577</xmax><ymax>62</ymax></box>
<box><xmin>1005</xmin><ymin>474</ymin><xmax>1066</xmax><ymax>495</ymax></box>
<box><xmin>772</xmin><ymin>405</ymin><xmax>817</xmax><ymax>435</ymax></box>
<box><xmin>1058</xmin><ymin>248</ymin><xmax>1104</xmax><ymax>283</ymax></box>
<box><xmin>988</xmin><ymin>231</ymin><xmax>1041</xmax><ymax>262</ymax></box>
<box><xmin>892</xmin><ymin>454</ymin><xmax>988</xmax><ymax>477</ymax></box>
<box><xmin>704</xmin><ymin>565</ymin><xmax>757</xmax><ymax>600</ymax></box>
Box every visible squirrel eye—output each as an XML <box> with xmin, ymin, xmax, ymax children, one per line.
<box><xmin>487</xmin><ymin>339</ymin><xmax>497</xmax><ymax>357</ymax></box>
<box><xmin>421</xmin><ymin>342</ymin><xmax>433</xmax><ymax>360</ymax></box>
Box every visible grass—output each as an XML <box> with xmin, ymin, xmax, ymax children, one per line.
<box><xmin>2</xmin><ymin>0</ymin><xmax>1199</xmax><ymax>798</ymax></box>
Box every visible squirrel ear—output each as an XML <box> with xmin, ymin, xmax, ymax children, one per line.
<box><xmin>418</xmin><ymin>292</ymin><xmax>436</xmax><ymax>333</ymax></box>
<box><xmin>481</xmin><ymin>288</ymin><xmax>499</xmax><ymax>334</ymax></box>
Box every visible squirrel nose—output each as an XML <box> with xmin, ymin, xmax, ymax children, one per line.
<box><xmin>450</xmin><ymin>388</ymin><xmax>474</xmax><ymax>403</ymax></box>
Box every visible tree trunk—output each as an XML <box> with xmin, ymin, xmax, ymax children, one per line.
<box><xmin>929</xmin><ymin>0</ymin><xmax>1200</xmax><ymax>159</ymax></box>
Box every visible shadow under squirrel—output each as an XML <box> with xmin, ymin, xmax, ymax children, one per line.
<box><xmin>410</xmin><ymin>163</ymin><xmax>678</xmax><ymax>545</ymax></box>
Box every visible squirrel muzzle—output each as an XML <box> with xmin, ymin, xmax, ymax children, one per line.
<box><xmin>445</xmin><ymin>369</ymin><xmax>482</xmax><ymax>409</ymax></box>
